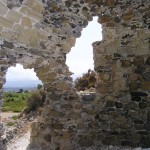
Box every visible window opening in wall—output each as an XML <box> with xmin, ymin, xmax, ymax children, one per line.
<box><xmin>1</xmin><ymin>64</ymin><xmax>45</xmax><ymax>145</ymax></box>
<box><xmin>66</xmin><ymin>17</ymin><xmax>102</xmax><ymax>82</ymax></box>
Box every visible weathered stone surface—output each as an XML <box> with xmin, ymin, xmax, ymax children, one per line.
<box><xmin>0</xmin><ymin>16</ymin><xmax>14</xmax><ymax>29</ymax></box>
<box><xmin>142</xmin><ymin>72</ymin><xmax>150</xmax><ymax>81</ymax></box>
<box><xmin>0</xmin><ymin>0</ymin><xmax>149</xmax><ymax>149</ymax></box>
<box><xmin>141</xmin><ymin>82</ymin><xmax>150</xmax><ymax>90</ymax></box>
<box><xmin>7</xmin><ymin>10</ymin><xmax>22</xmax><ymax>23</ymax></box>
<box><xmin>21</xmin><ymin>17</ymin><xmax>32</xmax><ymax>27</ymax></box>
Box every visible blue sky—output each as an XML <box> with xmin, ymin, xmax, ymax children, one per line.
<box><xmin>4</xmin><ymin>17</ymin><xmax>102</xmax><ymax>86</ymax></box>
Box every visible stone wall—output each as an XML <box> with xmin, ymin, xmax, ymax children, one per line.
<box><xmin>0</xmin><ymin>0</ymin><xmax>150</xmax><ymax>149</ymax></box>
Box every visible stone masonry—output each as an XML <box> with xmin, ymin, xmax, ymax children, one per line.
<box><xmin>0</xmin><ymin>0</ymin><xmax>150</xmax><ymax>149</ymax></box>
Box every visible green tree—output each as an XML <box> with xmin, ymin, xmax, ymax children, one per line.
<box><xmin>37</xmin><ymin>84</ymin><xmax>42</xmax><ymax>90</ymax></box>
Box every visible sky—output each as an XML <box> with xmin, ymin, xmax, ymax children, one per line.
<box><xmin>66</xmin><ymin>17</ymin><xmax>102</xmax><ymax>79</ymax></box>
<box><xmin>4</xmin><ymin>17</ymin><xmax>102</xmax><ymax>87</ymax></box>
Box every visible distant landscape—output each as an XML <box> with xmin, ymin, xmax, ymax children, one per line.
<box><xmin>3</xmin><ymin>79</ymin><xmax>42</xmax><ymax>92</ymax></box>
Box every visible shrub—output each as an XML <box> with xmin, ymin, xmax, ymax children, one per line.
<box><xmin>75</xmin><ymin>69</ymin><xmax>96</xmax><ymax>91</ymax></box>
<box><xmin>2</xmin><ymin>92</ymin><xmax>29</xmax><ymax>112</ymax></box>
<box><xmin>26</xmin><ymin>89</ymin><xmax>46</xmax><ymax>112</ymax></box>
<box><xmin>6</xmin><ymin>122</ymin><xmax>15</xmax><ymax>126</ymax></box>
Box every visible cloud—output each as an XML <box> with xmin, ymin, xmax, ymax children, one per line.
<box><xmin>6</xmin><ymin>64</ymin><xmax>39</xmax><ymax>81</ymax></box>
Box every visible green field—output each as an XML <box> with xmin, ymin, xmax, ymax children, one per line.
<box><xmin>2</xmin><ymin>92</ymin><xmax>29</xmax><ymax>112</ymax></box>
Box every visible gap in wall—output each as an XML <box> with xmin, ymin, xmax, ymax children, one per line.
<box><xmin>66</xmin><ymin>16</ymin><xmax>102</xmax><ymax>81</ymax></box>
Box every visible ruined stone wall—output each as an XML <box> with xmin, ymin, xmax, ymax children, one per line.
<box><xmin>0</xmin><ymin>0</ymin><xmax>150</xmax><ymax>149</ymax></box>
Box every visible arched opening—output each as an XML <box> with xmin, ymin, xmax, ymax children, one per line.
<box><xmin>66</xmin><ymin>17</ymin><xmax>102</xmax><ymax>81</ymax></box>
<box><xmin>1</xmin><ymin>63</ymin><xmax>44</xmax><ymax>148</ymax></box>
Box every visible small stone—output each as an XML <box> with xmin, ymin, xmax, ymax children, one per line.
<box><xmin>110</xmin><ymin>122</ymin><xmax>119</xmax><ymax>130</ymax></box>
<box><xmin>99</xmin><ymin>73</ymin><xmax>111</xmax><ymax>81</ymax></box>
<box><xmin>133</xmin><ymin>57</ymin><xmax>144</xmax><ymax>66</ymax></box>
<box><xmin>122</xmin><ymin>60</ymin><xmax>132</xmax><ymax>67</ymax></box>
<box><xmin>134</xmin><ymin>120</ymin><xmax>143</xmax><ymax>124</ymax></box>
<box><xmin>146</xmin><ymin>57</ymin><xmax>150</xmax><ymax>65</ymax></box>
<box><xmin>98</xmin><ymin>15</ymin><xmax>112</xmax><ymax>24</ymax></box>
<box><xmin>106</xmin><ymin>100</ymin><xmax>115</xmax><ymax>107</ymax></box>
<box><xmin>141</xmin><ymin>82</ymin><xmax>150</xmax><ymax>90</ymax></box>
<box><xmin>106</xmin><ymin>0</ymin><xmax>116</xmax><ymax>6</ymax></box>
<box><xmin>139</xmin><ymin>102</ymin><xmax>147</xmax><ymax>109</ymax></box>
<box><xmin>120</xmin><ymin>121</ymin><xmax>132</xmax><ymax>129</ymax></box>
<box><xmin>121</xmin><ymin>141</ymin><xmax>132</xmax><ymax>146</ymax></box>
<box><xmin>122</xmin><ymin>11</ymin><xmax>133</xmax><ymax>21</ymax></box>
<box><xmin>3</xmin><ymin>41</ymin><xmax>14</xmax><ymax>49</ymax></box>
<box><xmin>144</xmin><ymin>123</ymin><xmax>150</xmax><ymax>131</ymax></box>
<box><xmin>131</xmin><ymin>96</ymin><xmax>141</xmax><ymax>102</ymax></box>
<box><xmin>129</xmin><ymin>82</ymin><xmax>139</xmax><ymax>90</ymax></box>
<box><xmin>147</xmin><ymin>111</ymin><xmax>150</xmax><ymax>122</ymax></box>
<box><xmin>79</xmin><ymin>136</ymin><xmax>93</xmax><ymax>147</ymax></box>
<box><xmin>115</xmin><ymin>102</ymin><xmax>123</xmax><ymax>108</ymax></box>
<box><xmin>52</xmin><ymin>122</ymin><xmax>63</xmax><ymax>130</ymax></box>
<box><xmin>100</xmin><ymin>123</ymin><xmax>109</xmax><ymax>130</ymax></box>
<box><xmin>131</xmin><ymin>92</ymin><xmax>148</xmax><ymax>97</ymax></box>
<box><xmin>21</xmin><ymin>17</ymin><xmax>32</xmax><ymax>27</ymax></box>
<box><xmin>134</xmin><ymin>124</ymin><xmax>143</xmax><ymax>130</ymax></box>
<box><xmin>44</xmin><ymin>134</ymin><xmax>51</xmax><ymax>142</ymax></box>
<box><xmin>129</xmin><ymin>73</ymin><xmax>138</xmax><ymax>81</ymax></box>
<box><xmin>126</xmin><ymin>102</ymin><xmax>138</xmax><ymax>110</ymax></box>
<box><xmin>142</xmin><ymin>72</ymin><xmax>150</xmax><ymax>81</ymax></box>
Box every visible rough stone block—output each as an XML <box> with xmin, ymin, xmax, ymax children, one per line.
<box><xmin>1</xmin><ymin>30</ymin><xmax>14</xmax><ymax>41</ymax></box>
<box><xmin>27</xmin><ymin>8</ymin><xmax>42</xmax><ymax>21</ymax></box>
<box><xmin>19</xmin><ymin>6</ymin><xmax>28</xmax><ymax>14</ymax></box>
<box><xmin>0</xmin><ymin>16</ymin><xmax>14</xmax><ymax>29</ymax></box>
<box><xmin>0</xmin><ymin>1</ymin><xmax>9</xmax><ymax>16</ymax></box>
<box><xmin>21</xmin><ymin>17</ymin><xmax>32</xmax><ymax>27</ymax></box>
<box><xmin>7</xmin><ymin>10</ymin><xmax>22</xmax><ymax>23</ymax></box>
<box><xmin>141</xmin><ymin>82</ymin><xmax>150</xmax><ymax>90</ymax></box>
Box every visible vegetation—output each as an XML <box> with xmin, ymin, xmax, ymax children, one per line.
<box><xmin>26</xmin><ymin>89</ymin><xmax>46</xmax><ymax>112</ymax></box>
<box><xmin>37</xmin><ymin>84</ymin><xmax>43</xmax><ymax>90</ymax></box>
<box><xmin>2</xmin><ymin>92</ymin><xmax>29</xmax><ymax>112</ymax></box>
<box><xmin>2</xmin><ymin>88</ymin><xmax>46</xmax><ymax>113</ymax></box>
<box><xmin>6</xmin><ymin>122</ymin><xmax>15</xmax><ymax>126</ymax></box>
<box><xmin>75</xmin><ymin>69</ymin><xmax>96</xmax><ymax>91</ymax></box>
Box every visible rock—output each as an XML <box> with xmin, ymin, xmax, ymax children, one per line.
<box><xmin>121</xmin><ymin>141</ymin><xmax>132</xmax><ymax>146</ymax></box>
<box><xmin>3</xmin><ymin>41</ymin><xmax>14</xmax><ymax>49</ymax></box>
<box><xmin>126</xmin><ymin>102</ymin><xmax>138</xmax><ymax>110</ymax></box>
<box><xmin>106</xmin><ymin>100</ymin><xmax>115</xmax><ymax>107</ymax></box>
<box><xmin>146</xmin><ymin>57</ymin><xmax>150</xmax><ymax>65</ymax></box>
<box><xmin>131</xmin><ymin>92</ymin><xmax>148</xmax><ymax>97</ymax></box>
<box><xmin>120</xmin><ymin>121</ymin><xmax>132</xmax><ymax>129</ymax></box>
<box><xmin>141</xmin><ymin>82</ymin><xmax>150</xmax><ymax>90</ymax></box>
<box><xmin>147</xmin><ymin>111</ymin><xmax>150</xmax><ymax>122</ymax></box>
<box><xmin>139</xmin><ymin>102</ymin><xmax>147</xmax><ymax>109</ymax></box>
<box><xmin>131</xmin><ymin>96</ymin><xmax>141</xmax><ymax>102</ymax></box>
<box><xmin>115</xmin><ymin>102</ymin><xmax>123</xmax><ymax>108</ymax></box>
<box><xmin>81</xmin><ymin>93</ymin><xmax>96</xmax><ymax>101</ymax></box>
<box><xmin>110</xmin><ymin>122</ymin><xmax>119</xmax><ymax>130</ymax></box>
<box><xmin>142</xmin><ymin>72</ymin><xmax>150</xmax><ymax>81</ymax></box>
<box><xmin>144</xmin><ymin>123</ymin><xmax>150</xmax><ymax>131</ymax></box>
<box><xmin>133</xmin><ymin>57</ymin><xmax>144</xmax><ymax>66</ymax></box>
<box><xmin>129</xmin><ymin>82</ymin><xmax>139</xmax><ymax>90</ymax></box>
<box><xmin>122</xmin><ymin>60</ymin><xmax>132</xmax><ymax>67</ymax></box>
<box><xmin>122</xmin><ymin>11</ymin><xmax>133</xmax><ymax>21</ymax></box>
<box><xmin>129</xmin><ymin>73</ymin><xmax>138</xmax><ymax>81</ymax></box>
<box><xmin>79</xmin><ymin>135</ymin><xmax>93</xmax><ymax>147</ymax></box>
<box><xmin>44</xmin><ymin>134</ymin><xmax>51</xmax><ymax>142</ymax></box>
